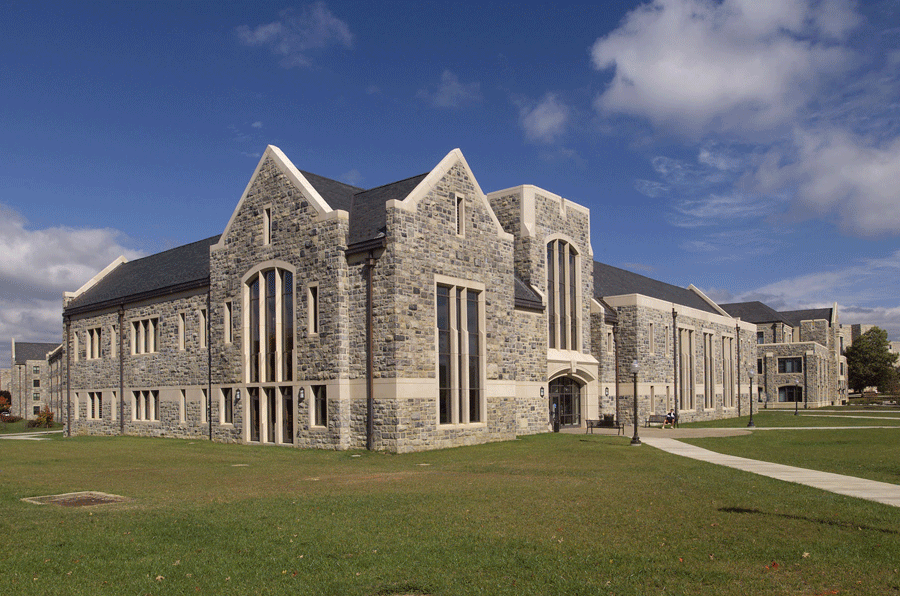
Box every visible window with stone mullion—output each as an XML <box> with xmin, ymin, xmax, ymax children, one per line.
<box><xmin>436</xmin><ymin>284</ymin><xmax>482</xmax><ymax>425</ymax></box>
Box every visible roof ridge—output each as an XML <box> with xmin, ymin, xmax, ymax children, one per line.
<box><xmin>354</xmin><ymin>172</ymin><xmax>429</xmax><ymax>195</ymax></box>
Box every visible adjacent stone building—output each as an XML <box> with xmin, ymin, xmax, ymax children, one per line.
<box><xmin>62</xmin><ymin>146</ymin><xmax>754</xmax><ymax>451</ymax></box>
<box><xmin>9</xmin><ymin>340</ymin><xmax>61</xmax><ymax>419</ymax></box>
<box><xmin>720</xmin><ymin>302</ymin><xmax>846</xmax><ymax>408</ymax></box>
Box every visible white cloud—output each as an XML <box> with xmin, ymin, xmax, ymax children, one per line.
<box><xmin>753</xmin><ymin>128</ymin><xmax>900</xmax><ymax>235</ymax></box>
<box><xmin>729</xmin><ymin>250</ymin><xmax>900</xmax><ymax>340</ymax></box>
<box><xmin>416</xmin><ymin>70</ymin><xmax>481</xmax><ymax>109</ymax></box>
<box><xmin>520</xmin><ymin>93</ymin><xmax>569</xmax><ymax>144</ymax></box>
<box><xmin>591</xmin><ymin>0</ymin><xmax>857</xmax><ymax>138</ymax></box>
<box><xmin>0</xmin><ymin>203</ymin><xmax>143</xmax><ymax>364</ymax></box>
<box><xmin>634</xmin><ymin>179</ymin><xmax>669</xmax><ymax>198</ymax></box>
<box><xmin>236</xmin><ymin>2</ymin><xmax>352</xmax><ymax>68</ymax></box>
<box><xmin>251</xmin><ymin>121</ymin><xmax>263</xmax><ymax>129</ymax></box>
<box><xmin>340</xmin><ymin>169</ymin><xmax>363</xmax><ymax>187</ymax></box>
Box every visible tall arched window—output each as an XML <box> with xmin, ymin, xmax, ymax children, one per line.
<box><xmin>547</xmin><ymin>239</ymin><xmax>580</xmax><ymax>350</ymax></box>
<box><xmin>246</xmin><ymin>267</ymin><xmax>294</xmax><ymax>384</ymax></box>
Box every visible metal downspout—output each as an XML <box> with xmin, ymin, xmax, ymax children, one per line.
<box><xmin>613</xmin><ymin>324</ymin><xmax>620</xmax><ymax>426</ymax></box>
<box><xmin>208</xmin><ymin>289</ymin><xmax>213</xmax><ymax>441</ymax></box>
<box><xmin>672</xmin><ymin>309</ymin><xmax>678</xmax><ymax>424</ymax></box>
<box><xmin>119</xmin><ymin>305</ymin><xmax>125</xmax><ymax>435</ymax></box>
<box><xmin>65</xmin><ymin>317</ymin><xmax>71</xmax><ymax>437</ymax></box>
<box><xmin>366</xmin><ymin>253</ymin><xmax>375</xmax><ymax>451</ymax></box>
<box><xmin>736</xmin><ymin>324</ymin><xmax>741</xmax><ymax>417</ymax></box>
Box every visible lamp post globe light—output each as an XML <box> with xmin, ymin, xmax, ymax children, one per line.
<box><xmin>630</xmin><ymin>360</ymin><xmax>641</xmax><ymax>446</ymax></box>
<box><xmin>747</xmin><ymin>368</ymin><xmax>755</xmax><ymax>428</ymax></box>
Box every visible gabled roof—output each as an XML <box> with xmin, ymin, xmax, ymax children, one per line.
<box><xmin>348</xmin><ymin>173</ymin><xmax>428</xmax><ymax>245</ymax></box>
<box><xmin>720</xmin><ymin>301</ymin><xmax>792</xmax><ymax>325</ymax></box>
<box><xmin>299</xmin><ymin>170</ymin><xmax>363</xmax><ymax>213</ymax></box>
<box><xmin>593</xmin><ymin>261</ymin><xmax>720</xmax><ymax>314</ymax></box>
<box><xmin>64</xmin><ymin>236</ymin><xmax>220</xmax><ymax>315</ymax></box>
<box><xmin>13</xmin><ymin>342</ymin><xmax>61</xmax><ymax>364</ymax></box>
<box><xmin>780</xmin><ymin>308</ymin><xmax>833</xmax><ymax>328</ymax></box>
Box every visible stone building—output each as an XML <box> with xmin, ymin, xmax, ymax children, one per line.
<box><xmin>720</xmin><ymin>302</ymin><xmax>846</xmax><ymax>407</ymax></box>
<box><xmin>592</xmin><ymin>264</ymin><xmax>758</xmax><ymax>426</ymax></box>
<box><xmin>9</xmin><ymin>339</ymin><xmax>61</xmax><ymax>419</ymax></box>
<box><xmin>62</xmin><ymin>146</ymin><xmax>750</xmax><ymax>451</ymax></box>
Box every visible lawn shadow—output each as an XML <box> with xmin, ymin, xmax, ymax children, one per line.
<box><xmin>719</xmin><ymin>506</ymin><xmax>899</xmax><ymax>535</ymax></box>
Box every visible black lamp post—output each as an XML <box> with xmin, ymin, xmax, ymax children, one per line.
<box><xmin>630</xmin><ymin>360</ymin><xmax>641</xmax><ymax>446</ymax></box>
<box><xmin>747</xmin><ymin>368</ymin><xmax>755</xmax><ymax>427</ymax></box>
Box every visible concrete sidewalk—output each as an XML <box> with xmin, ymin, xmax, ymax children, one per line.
<box><xmin>641</xmin><ymin>436</ymin><xmax>900</xmax><ymax>508</ymax></box>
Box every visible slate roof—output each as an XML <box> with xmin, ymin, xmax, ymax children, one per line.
<box><xmin>348</xmin><ymin>173</ymin><xmax>428</xmax><ymax>245</ymax></box>
<box><xmin>719</xmin><ymin>301</ymin><xmax>792</xmax><ymax>325</ymax></box>
<box><xmin>299</xmin><ymin>170</ymin><xmax>363</xmax><ymax>213</ymax></box>
<box><xmin>13</xmin><ymin>342</ymin><xmax>61</xmax><ymax>364</ymax></box>
<box><xmin>514</xmin><ymin>277</ymin><xmax>544</xmax><ymax>311</ymax></box>
<box><xmin>780</xmin><ymin>308</ymin><xmax>833</xmax><ymax>328</ymax></box>
<box><xmin>64</xmin><ymin>236</ymin><xmax>220</xmax><ymax>315</ymax></box>
<box><xmin>593</xmin><ymin>261</ymin><xmax>720</xmax><ymax>315</ymax></box>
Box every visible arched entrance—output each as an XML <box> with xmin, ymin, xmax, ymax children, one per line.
<box><xmin>549</xmin><ymin>377</ymin><xmax>582</xmax><ymax>427</ymax></box>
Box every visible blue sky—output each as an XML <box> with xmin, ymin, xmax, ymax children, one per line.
<box><xmin>2</xmin><ymin>0</ymin><xmax>900</xmax><ymax>366</ymax></box>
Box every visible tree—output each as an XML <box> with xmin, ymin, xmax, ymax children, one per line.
<box><xmin>0</xmin><ymin>390</ymin><xmax>11</xmax><ymax>413</ymax></box>
<box><xmin>845</xmin><ymin>327</ymin><xmax>899</xmax><ymax>393</ymax></box>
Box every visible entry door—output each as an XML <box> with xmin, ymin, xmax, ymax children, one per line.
<box><xmin>549</xmin><ymin>377</ymin><xmax>582</xmax><ymax>427</ymax></box>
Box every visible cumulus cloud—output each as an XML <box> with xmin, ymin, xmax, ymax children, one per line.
<box><xmin>0</xmin><ymin>203</ymin><xmax>143</xmax><ymax>364</ymax></box>
<box><xmin>236</xmin><ymin>2</ymin><xmax>352</xmax><ymax>68</ymax></box>
<box><xmin>591</xmin><ymin>0</ymin><xmax>857</xmax><ymax>138</ymax></box>
<box><xmin>416</xmin><ymin>70</ymin><xmax>482</xmax><ymax>108</ymax></box>
<box><xmin>753</xmin><ymin>128</ymin><xmax>900</xmax><ymax>235</ymax></box>
<box><xmin>520</xmin><ymin>93</ymin><xmax>569</xmax><ymax>144</ymax></box>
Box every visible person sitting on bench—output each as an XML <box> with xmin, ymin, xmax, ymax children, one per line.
<box><xmin>662</xmin><ymin>409</ymin><xmax>676</xmax><ymax>429</ymax></box>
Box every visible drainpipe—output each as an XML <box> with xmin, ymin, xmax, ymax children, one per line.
<box><xmin>65</xmin><ymin>317</ymin><xmax>71</xmax><ymax>437</ymax></box>
<box><xmin>366</xmin><ymin>253</ymin><xmax>375</xmax><ymax>451</ymax></box>
<box><xmin>672</xmin><ymin>309</ymin><xmax>678</xmax><ymax>424</ymax></box>
<box><xmin>208</xmin><ymin>289</ymin><xmax>213</xmax><ymax>441</ymax></box>
<box><xmin>613</xmin><ymin>324</ymin><xmax>620</xmax><ymax>426</ymax></box>
<box><xmin>119</xmin><ymin>305</ymin><xmax>125</xmax><ymax>435</ymax></box>
<box><xmin>736</xmin><ymin>324</ymin><xmax>741</xmax><ymax>418</ymax></box>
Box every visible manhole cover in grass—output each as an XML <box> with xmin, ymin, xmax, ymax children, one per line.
<box><xmin>22</xmin><ymin>491</ymin><xmax>128</xmax><ymax>507</ymax></box>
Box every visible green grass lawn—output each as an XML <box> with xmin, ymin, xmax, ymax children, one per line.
<box><xmin>0</xmin><ymin>420</ymin><xmax>64</xmax><ymax>434</ymax></box>
<box><xmin>1</xmin><ymin>434</ymin><xmax>899</xmax><ymax>595</ymax></box>
<box><xmin>682</xmin><ymin>409</ymin><xmax>900</xmax><ymax>428</ymax></box>
<box><xmin>683</xmin><ymin>428</ymin><xmax>900</xmax><ymax>485</ymax></box>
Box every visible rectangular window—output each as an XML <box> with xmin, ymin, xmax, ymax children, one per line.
<box><xmin>649</xmin><ymin>323</ymin><xmax>655</xmax><ymax>355</ymax></box>
<box><xmin>263</xmin><ymin>207</ymin><xmax>272</xmax><ymax>245</ymax></box>
<box><xmin>33</xmin><ymin>392</ymin><xmax>40</xmax><ymax>401</ymax></box>
<box><xmin>201</xmin><ymin>389</ymin><xmax>207</xmax><ymax>423</ymax></box>
<box><xmin>778</xmin><ymin>357</ymin><xmax>802</xmax><ymax>373</ymax></box>
<box><xmin>221</xmin><ymin>388</ymin><xmax>233</xmax><ymax>424</ymax></box>
<box><xmin>757</xmin><ymin>358</ymin><xmax>763</xmax><ymax>375</ymax></box>
<box><xmin>199</xmin><ymin>308</ymin><xmax>208</xmax><ymax>349</ymax></box>
<box><xmin>33</xmin><ymin>379</ymin><xmax>40</xmax><ymax>388</ymax></box>
<box><xmin>110</xmin><ymin>325</ymin><xmax>117</xmax><ymax>358</ymax></box>
<box><xmin>88</xmin><ymin>391</ymin><xmax>102</xmax><ymax>419</ymax></box>
<box><xmin>32</xmin><ymin>365</ymin><xmax>40</xmax><ymax>374</ymax></box>
<box><xmin>313</xmin><ymin>385</ymin><xmax>327</xmax><ymax>427</ymax></box>
<box><xmin>249</xmin><ymin>277</ymin><xmax>260</xmax><ymax>382</ymax></box>
<box><xmin>131</xmin><ymin>318</ymin><xmax>159</xmax><ymax>354</ymax></box>
<box><xmin>308</xmin><ymin>284</ymin><xmax>319</xmax><ymax>335</ymax></box>
<box><xmin>607</xmin><ymin>332</ymin><xmax>613</xmax><ymax>354</ymax></box>
<box><xmin>87</xmin><ymin>327</ymin><xmax>102</xmax><ymax>359</ymax></box>
<box><xmin>178</xmin><ymin>313</ymin><xmax>186</xmax><ymax>350</ymax></box>
<box><xmin>703</xmin><ymin>333</ymin><xmax>714</xmax><ymax>409</ymax></box>
<box><xmin>179</xmin><ymin>389</ymin><xmax>186</xmax><ymax>423</ymax></box>
<box><xmin>224</xmin><ymin>301</ymin><xmax>233</xmax><ymax>344</ymax></box>
<box><xmin>264</xmin><ymin>271</ymin><xmax>276</xmax><ymax>381</ymax></box>
<box><xmin>455</xmin><ymin>193</ymin><xmax>465</xmax><ymax>236</ymax></box>
<box><xmin>34</xmin><ymin>405</ymin><xmax>40</xmax><ymax>415</ymax></box>
<box><xmin>281</xmin><ymin>386</ymin><xmax>294</xmax><ymax>443</ymax></box>
<box><xmin>132</xmin><ymin>390</ymin><xmax>157</xmax><ymax>421</ymax></box>
<box><xmin>757</xmin><ymin>331</ymin><xmax>764</xmax><ymax>344</ymax></box>
<box><xmin>436</xmin><ymin>283</ymin><xmax>483</xmax><ymax>425</ymax></box>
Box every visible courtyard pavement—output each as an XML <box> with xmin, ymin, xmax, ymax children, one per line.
<box><xmin>570</xmin><ymin>423</ymin><xmax>900</xmax><ymax>508</ymax></box>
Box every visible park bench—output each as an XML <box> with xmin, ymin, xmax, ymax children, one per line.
<box><xmin>585</xmin><ymin>415</ymin><xmax>624</xmax><ymax>435</ymax></box>
<box><xmin>646</xmin><ymin>414</ymin><xmax>674</xmax><ymax>427</ymax></box>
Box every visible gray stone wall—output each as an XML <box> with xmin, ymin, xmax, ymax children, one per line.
<box><xmin>757</xmin><ymin>342</ymin><xmax>831</xmax><ymax>408</ymax></box>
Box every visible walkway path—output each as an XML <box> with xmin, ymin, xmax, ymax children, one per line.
<box><xmin>641</xmin><ymin>436</ymin><xmax>900</xmax><ymax>508</ymax></box>
<box><xmin>0</xmin><ymin>429</ymin><xmax>64</xmax><ymax>441</ymax></box>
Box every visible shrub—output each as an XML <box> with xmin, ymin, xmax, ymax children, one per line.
<box><xmin>26</xmin><ymin>407</ymin><xmax>54</xmax><ymax>428</ymax></box>
<box><xmin>0</xmin><ymin>392</ymin><xmax>11</xmax><ymax>413</ymax></box>
<box><xmin>1</xmin><ymin>412</ymin><xmax>23</xmax><ymax>423</ymax></box>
